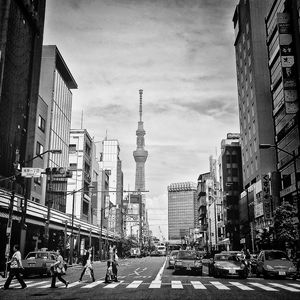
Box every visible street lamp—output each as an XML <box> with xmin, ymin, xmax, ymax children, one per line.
<box><xmin>259</xmin><ymin>143</ymin><xmax>299</xmax><ymax>234</ymax></box>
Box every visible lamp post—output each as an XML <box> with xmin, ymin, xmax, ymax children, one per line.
<box><xmin>21</xmin><ymin>149</ymin><xmax>62</xmax><ymax>255</ymax></box>
<box><xmin>259</xmin><ymin>143</ymin><xmax>299</xmax><ymax>239</ymax></box>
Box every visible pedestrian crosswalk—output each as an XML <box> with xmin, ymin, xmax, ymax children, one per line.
<box><xmin>1</xmin><ymin>278</ymin><xmax>300</xmax><ymax>292</ymax></box>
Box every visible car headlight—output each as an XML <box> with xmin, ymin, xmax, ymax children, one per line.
<box><xmin>266</xmin><ymin>265</ymin><xmax>274</xmax><ymax>270</ymax></box>
<box><xmin>288</xmin><ymin>266</ymin><xmax>296</xmax><ymax>272</ymax></box>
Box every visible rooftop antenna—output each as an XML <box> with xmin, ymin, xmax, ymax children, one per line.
<box><xmin>139</xmin><ymin>89</ymin><xmax>143</xmax><ymax>122</ymax></box>
<box><xmin>105</xmin><ymin>129</ymin><xmax>108</xmax><ymax>140</ymax></box>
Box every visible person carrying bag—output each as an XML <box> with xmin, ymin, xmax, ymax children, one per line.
<box><xmin>3</xmin><ymin>244</ymin><xmax>27</xmax><ymax>290</ymax></box>
<box><xmin>79</xmin><ymin>247</ymin><xmax>95</xmax><ymax>282</ymax></box>
<box><xmin>50</xmin><ymin>249</ymin><xmax>69</xmax><ymax>288</ymax></box>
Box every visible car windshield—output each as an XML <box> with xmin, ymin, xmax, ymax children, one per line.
<box><xmin>265</xmin><ymin>251</ymin><xmax>288</xmax><ymax>260</ymax></box>
<box><xmin>170</xmin><ymin>251</ymin><xmax>178</xmax><ymax>257</ymax></box>
<box><xmin>178</xmin><ymin>251</ymin><xmax>199</xmax><ymax>259</ymax></box>
<box><xmin>215</xmin><ymin>254</ymin><xmax>239</xmax><ymax>262</ymax></box>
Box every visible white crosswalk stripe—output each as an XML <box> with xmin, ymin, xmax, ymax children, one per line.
<box><xmin>9</xmin><ymin>280</ymin><xmax>34</xmax><ymax>288</ymax></box>
<box><xmin>171</xmin><ymin>280</ymin><xmax>183</xmax><ymax>289</ymax></box>
<box><xmin>191</xmin><ymin>281</ymin><xmax>206</xmax><ymax>289</ymax></box>
<box><xmin>268</xmin><ymin>283</ymin><xmax>300</xmax><ymax>292</ymax></box>
<box><xmin>149</xmin><ymin>280</ymin><xmax>161</xmax><ymax>289</ymax></box>
<box><xmin>67</xmin><ymin>281</ymin><xmax>83</xmax><ymax>288</ymax></box>
<box><xmin>249</xmin><ymin>282</ymin><xmax>278</xmax><ymax>291</ymax></box>
<box><xmin>229</xmin><ymin>282</ymin><xmax>254</xmax><ymax>291</ymax></box>
<box><xmin>26</xmin><ymin>281</ymin><xmax>48</xmax><ymax>288</ymax></box>
<box><xmin>210</xmin><ymin>281</ymin><xmax>230</xmax><ymax>290</ymax></box>
<box><xmin>38</xmin><ymin>282</ymin><xmax>64</xmax><ymax>288</ymax></box>
<box><xmin>103</xmin><ymin>280</ymin><xmax>123</xmax><ymax>289</ymax></box>
<box><xmin>126</xmin><ymin>280</ymin><xmax>143</xmax><ymax>288</ymax></box>
<box><xmin>81</xmin><ymin>280</ymin><xmax>104</xmax><ymax>288</ymax></box>
<box><xmin>288</xmin><ymin>283</ymin><xmax>300</xmax><ymax>289</ymax></box>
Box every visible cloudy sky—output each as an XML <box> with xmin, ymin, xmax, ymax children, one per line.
<box><xmin>43</xmin><ymin>0</ymin><xmax>240</xmax><ymax>238</ymax></box>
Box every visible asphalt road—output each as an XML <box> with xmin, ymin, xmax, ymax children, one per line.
<box><xmin>1</xmin><ymin>256</ymin><xmax>300</xmax><ymax>300</ymax></box>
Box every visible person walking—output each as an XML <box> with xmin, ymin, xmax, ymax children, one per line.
<box><xmin>105</xmin><ymin>244</ymin><xmax>114</xmax><ymax>283</ymax></box>
<box><xmin>112</xmin><ymin>247</ymin><xmax>119</xmax><ymax>282</ymax></box>
<box><xmin>50</xmin><ymin>249</ymin><xmax>69</xmax><ymax>288</ymax></box>
<box><xmin>79</xmin><ymin>247</ymin><xmax>95</xmax><ymax>282</ymax></box>
<box><xmin>3</xmin><ymin>244</ymin><xmax>27</xmax><ymax>290</ymax></box>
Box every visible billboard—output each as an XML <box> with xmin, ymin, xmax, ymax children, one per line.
<box><xmin>277</xmin><ymin>13</ymin><xmax>299</xmax><ymax>115</ymax></box>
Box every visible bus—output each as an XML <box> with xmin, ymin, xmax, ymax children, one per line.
<box><xmin>156</xmin><ymin>244</ymin><xmax>166</xmax><ymax>256</ymax></box>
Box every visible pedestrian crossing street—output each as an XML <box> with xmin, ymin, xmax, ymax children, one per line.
<box><xmin>1</xmin><ymin>277</ymin><xmax>300</xmax><ymax>292</ymax></box>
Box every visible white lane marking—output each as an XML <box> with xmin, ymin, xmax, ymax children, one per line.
<box><xmin>81</xmin><ymin>280</ymin><xmax>104</xmax><ymax>288</ymax></box>
<box><xmin>26</xmin><ymin>281</ymin><xmax>49</xmax><ymax>288</ymax></box>
<box><xmin>249</xmin><ymin>282</ymin><xmax>278</xmax><ymax>291</ymax></box>
<box><xmin>229</xmin><ymin>281</ymin><xmax>254</xmax><ymax>291</ymax></box>
<box><xmin>191</xmin><ymin>281</ymin><xmax>206</xmax><ymax>289</ymax></box>
<box><xmin>126</xmin><ymin>280</ymin><xmax>143</xmax><ymax>288</ymax></box>
<box><xmin>134</xmin><ymin>271</ymin><xmax>140</xmax><ymax>275</ymax></box>
<box><xmin>171</xmin><ymin>280</ymin><xmax>183</xmax><ymax>289</ymax></box>
<box><xmin>67</xmin><ymin>281</ymin><xmax>83</xmax><ymax>288</ymax></box>
<box><xmin>154</xmin><ymin>257</ymin><xmax>167</xmax><ymax>281</ymax></box>
<box><xmin>142</xmin><ymin>267</ymin><xmax>147</xmax><ymax>272</ymax></box>
<box><xmin>210</xmin><ymin>281</ymin><xmax>230</xmax><ymax>290</ymax></box>
<box><xmin>149</xmin><ymin>280</ymin><xmax>161</xmax><ymax>289</ymax></box>
<box><xmin>103</xmin><ymin>280</ymin><xmax>123</xmax><ymax>289</ymax></box>
<box><xmin>289</xmin><ymin>283</ymin><xmax>300</xmax><ymax>288</ymax></box>
<box><xmin>268</xmin><ymin>283</ymin><xmax>300</xmax><ymax>292</ymax></box>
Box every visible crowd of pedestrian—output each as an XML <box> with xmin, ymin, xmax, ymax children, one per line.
<box><xmin>2</xmin><ymin>243</ymin><xmax>120</xmax><ymax>290</ymax></box>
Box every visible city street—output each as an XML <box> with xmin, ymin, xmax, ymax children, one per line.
<box><xmin>1</xmin><ymin>256</ymin><xmax>300</xmax><ymax>300</ymax></box>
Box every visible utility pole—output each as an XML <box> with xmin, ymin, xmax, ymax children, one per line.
<box><xmin>5</xmin><ymin>149</ymin><xmax>20</xmax><ymax>277</ymax></box>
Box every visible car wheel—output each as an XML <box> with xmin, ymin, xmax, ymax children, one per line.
<box><xmin>263</xmin><ymin>270</ymin><xmax>269</xmax><ymax>279</ymax></box>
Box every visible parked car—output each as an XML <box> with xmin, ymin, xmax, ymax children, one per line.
<box><xmin>174</xmin><ymin>250</ymin><xmax>203</xmax><ymax>275</ymax></box>
<box><xmin>167</xmin><ymin>250</ymin><xmax>179</xmax><ymax>269</ymax></box>
<box><xmin>209</xmin><ymin>253</ymin><xmax>248</xmax><ymax>279</ymax></box>
<box><xmin>256</xmin><ymin>250</ymin><xmax>297</xmax><ymax>279</ymax></box>
<box><xmin>130</xmin><ymin>247</ymin><xmax>141</xmax><ymax>258</ymax></box>
<box><xmin>22</xmin><ymin>251</ymin><xmax>58</xmax><ymax>277</ymax></box>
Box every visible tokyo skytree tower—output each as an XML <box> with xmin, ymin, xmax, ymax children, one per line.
<box><xmin>133</xmin><ymin>89</ymin><xmax>148</xmax><ymax>191</ymax></box>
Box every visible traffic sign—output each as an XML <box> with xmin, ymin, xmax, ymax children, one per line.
<box><xmin>21</xmin><ymin>167</ymin><xmax>43</xmax><ymax>178</ymax></box>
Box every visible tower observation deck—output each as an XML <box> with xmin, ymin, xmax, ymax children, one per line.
<box><xmin>133</xmin><ymin>89</ymin><xmax>148</xmax><ymax>191</ymax></box>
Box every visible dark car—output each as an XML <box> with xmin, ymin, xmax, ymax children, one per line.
<box><xmin>167</xmin><ymin>250</ymin><xmax>179</xmax><ymax>269</ymax></box>
<box><xmin>174</xmin><ymin>250</ymin><xmax>203</xmax><ymax>275</ymax></box>
<box><xmin>22</xmin><ymin>251</ymin><xmax>58</xmax><ymax>277</ymax></box>
<box><xmin>256</xmin><ymin>250</ymin><xmax>297</xmax><ymax>279</ymax></box>
<box><xmin>210</xmin><ymin>253</ymin><xmax>248</xmax><ymax>279</ymax></box>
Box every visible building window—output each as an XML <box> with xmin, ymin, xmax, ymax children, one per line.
<box><xmin>69</xmin><ymin>144</ymin><xmax>76</xmax><ymax>152</ymax></box>
<box><xmin>36</xmin><ymin>142</ymin><xmax>44</xmax><ymax>156</ymax></box>
<box><xmin>69</xmin><ymin>163</ymin><xmax>77</xmax><ymax>170</ymax></box>
<box><xmin>38</xmin><ymin>115</ymin><xmax>45</xmax><ymax>132</ymax></box>
<box><xmin>82</xmin><ymin>200</ymin><xmax>89</xmax><ymax>215</ymax></box>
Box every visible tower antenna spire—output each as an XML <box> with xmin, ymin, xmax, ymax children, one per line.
<box><xmin>139</xmin><ymin>89</ymin><xmax>143</xmax><ymax>122</ymax></box>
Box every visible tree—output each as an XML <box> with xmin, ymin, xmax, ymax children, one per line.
<box><xmin>274</xmin><ymin>201</ymin><xmax>299</xmax><ymax>249</ymax></box>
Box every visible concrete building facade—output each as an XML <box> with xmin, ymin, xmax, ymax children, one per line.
<box><xmin>168</xmin><ymin>182</ymin><xmax>197</xmax><ymax>242</ymax></box>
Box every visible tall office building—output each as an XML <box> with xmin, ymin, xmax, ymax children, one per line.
<box><xmin>133</xmin><ymin>89</ymin><xmax>148</xmax><ymax>192</ymax></box>
<box><xmin>0</xmin><ymin>0</ymin><xmax>46</xmax><ymax>189</ymax></box>
<box><xmin>168</xmin><ymin>182</ymin><xmax>197</xmax><ymax>241</ymax></box>
<box><xmin>99</xmin><ymin>139</ymin><xmax>123</xmax><ymax>234</ymax></box>
<box><xmin>219</xmin><ymin>133</ymin><xmax>243</xmax><ymax>250</ymax></box>
<box><xmin>265</xmin><ymin>0</ymin><xmax>300</xmax><ymax>221</ymax></box>
<box><xmin>233</xmin><ymin>0</ymin><xmax>276</xmax><ymax>190</ymax></box>
<box><xmin>233</xmin><ymin>1</ymin><xmax>278</xmax><ymax>234</ymax></box>
<box><xmin>37</xmin><ymin>45</ymin><xmax>77</xmax><ymax>211</ymax></box>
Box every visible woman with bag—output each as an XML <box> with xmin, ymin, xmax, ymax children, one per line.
<box><xmin>3</xmin><ymin>244</ymin><xmax>27</xmax><ymax>289</ymax></box>
<box><xmin>50</xmin><ymin>249</ymin><xmax>69</xmax><ymax>288</ymax></box>
<box><xmin>79</xmin><ymin>247</ymin><xmax>95</xmax><ymax>282</ymax></box>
